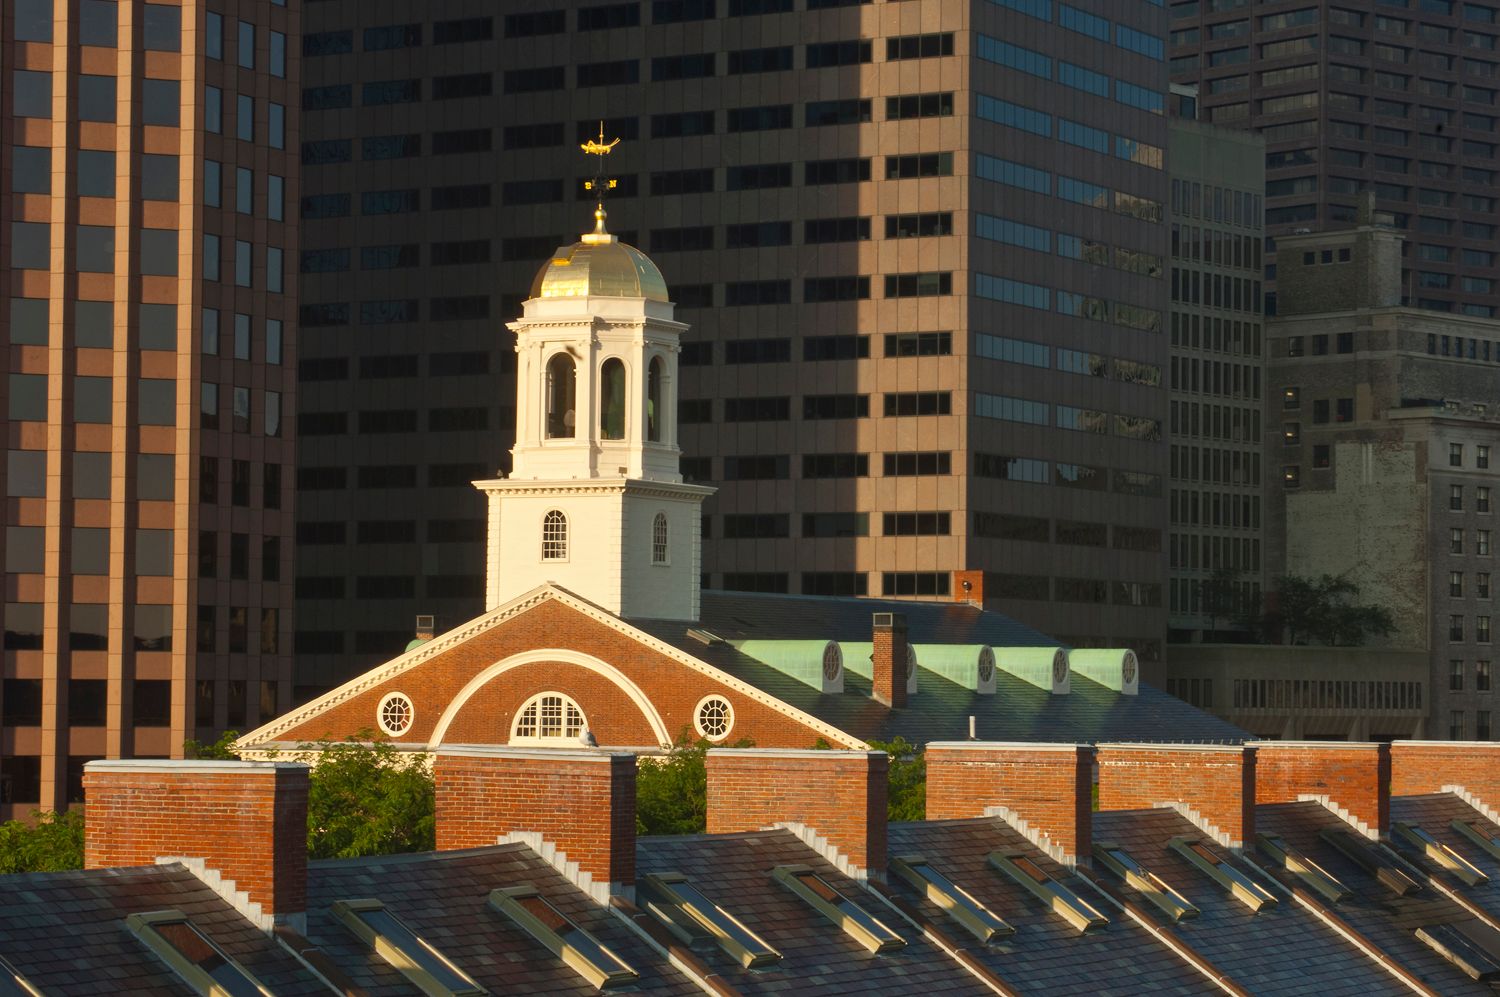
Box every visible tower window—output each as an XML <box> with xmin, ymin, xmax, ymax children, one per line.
<box><xmin>653</xmin><ymin>512</ymin><xmax>668</xmax><ymax>564</ymax></box>
<box><xmin>542</xmin><ymin>509</ymin><xmax>568</xmax><ymax>560</ymax></box>
<box><xmin>600</xmin><ymin>357</ymin><xmax>626</xmax><ymax>440</ymax></box>
<box><xmin>546</xmin><ymin>353</ymin><xmax>576</xmax><ymax>438</ymax></box>
<box><xmin>647</xmin><ymin>356</ymin><xmax>664</xmax><ymax>442</ymax></box>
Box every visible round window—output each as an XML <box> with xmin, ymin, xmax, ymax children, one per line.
<box><xmin>1123</xmin><ymin>651</ymin><xmax>1139</xmax><ymax>685</ymax></box>
<box><xmin>377</xmin><ymin>692</ymin><xmax>415</xmax><ymax>737</ymax></box>
<box><xmin>694</xmin><ymin>695</ymin><xmax>733</xmax><ymax>741</ymax></box>
<box><xmin>905</xmin><ymin>645</ymin><xmax>917</xmax><ymax>679</ymax></box>
<box><xmin>822</xmin><ymin>643</ymin><xmax>842</xmax><ymax>682</ymax></box>
<box><xmin>1052</xmin><ymin>650</ymin><xmax>1068</xmax><ymax>686</ymax></box>
<box><xmin>978</xmin><ymin>646</ymin><xmax>996</xmax><ymax>684</ymax></box>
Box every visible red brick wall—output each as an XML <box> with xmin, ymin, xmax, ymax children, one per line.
<box><xmin>1254</xmin><ymin>742</ymin><xmax>1389</xmax><ymax>832</ymax></box>
<box><xmin>83</xmin><ymin>762</ymin><xmax>308</xmax><ymax>918</ymax></box>
<box><xmin>434</xmin><ymin>749</ymin><xmax>636</xmax><ymax>889</ymax></box>
<box><xmin>925</xmin><ymin>743</ymin><xmax>1094</xmax><ymax>862</ymax></box>
<box><xmin>872</xmin><ymin>619</ymin><xmax>908</xmax><ymax>709</ymax></box>
<box><xmin>275</xmin><ymin>598</ymin><xmax>842</xmax><ymax>750</ymax></box>
<box><xmin>706</xmin><ymin>749</ymin><xmax>888</xmax><ymax>877</ymax></box>
<box><xmin>1097</xmin><ymin>745</ymin><xmax>1255</xmax><ymax>847</ymax></box>
<box><xmin>1391</xmin><ymin>742</ymin><xmax>1500</xmax><ymax>805</ymax></box>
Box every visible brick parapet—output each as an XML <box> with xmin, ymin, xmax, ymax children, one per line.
<box><xmin>1096</xmin><ymin>744</ymin><xmax>1256</xmax><ymax>848</ymax></box>
<box><xmin>1390</xmin><ymin>741</ymin><xmax>1500</xmax><ymax>809</ymax></box>
<box><xmin>925</xmin><ymin>742</ymin><xmax>1094</xmax><ymax>864</ymax></box>
<box><xmin>1252</xmin><ymin>741</ymin><xmax>1390</xmax><ymax>833</ymax></box>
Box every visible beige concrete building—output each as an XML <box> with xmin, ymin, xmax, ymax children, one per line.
<box><xmin>1267</xmin><ymin>213</ymin><xmax>1500</xmax><ymax>740</ymax></box>
<box><xmin>293</xmin><ymin>0</ymin><xmax>1174</xmax><ymax>692</ymax></box>
<box><xmin>1</xmin><ymin>0</ymin><xmax>299</xmax><ymax>814</ymax></box>
<box><xmin>1166</xmin><ymin>110</ymin><xmax>1267</xmax><ymax>638</ymax></box>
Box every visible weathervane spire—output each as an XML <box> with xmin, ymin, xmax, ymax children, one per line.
<box><xmin>580</xmin><ymin>121</ymin><xmax>621</xmax><ymax>244</ymax></box>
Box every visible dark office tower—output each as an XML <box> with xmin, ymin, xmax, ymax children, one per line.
<box><xmin>1166</xmin><ymin>110</ymin><xmax>1268</xmax><ymax>641</ymax></box>
<box><xmin>1</xmin><ymin>1</ymin><xmax>299</xmax><ymax>814</ymax></box>
<box><xmin>294</xmin><ymin>0</ymin><xmax>1171</xmax><ymax>691</ymax></box>
<box><xmin>1170</xmin><ymin>1</ymin><xmax>1500</xmax><ymax>317</ymax></box>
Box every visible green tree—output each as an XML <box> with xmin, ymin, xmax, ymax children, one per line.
<box><xmin>297</xmin><ymin>732</ymin><xmax>436</xmax><ymax>859</ymax></box>
<box><xmin>0</xmin><ymin>809</ymin><xmax>85</xmax><ymax>874</ymax></box>
<box><xmin>1199</xmin><ymin>568</ymin><xmax>1246</xmax><ymax>635</ymax></box>
<box><xmin>184</xmin><ymin>729</ymin><xmax>241</xmax><ymax>760</ymax></box>
<box><xmin>636</xmin><ymin>735</ymin><xmax>711</xmax><ymax>836</ymax></box>
<box><xmin>869</xmin><ymin>737</ymin><xmax>925</xmax><ymax>821</ymax></box>
<box><xmin>1264</xmin><ymin>573</ymin><xmax>1395</xmax><ymax>646</ymax></box>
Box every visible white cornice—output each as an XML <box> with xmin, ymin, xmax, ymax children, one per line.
<box><xmin>470</xmin><ymin>479</ymin><xmax>717</xmax><ymax>501</ymax></box>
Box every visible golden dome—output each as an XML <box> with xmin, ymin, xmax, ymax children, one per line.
<box><xmin>530</xmin><ymin>207</ymin><xmax>670</xmax><ymax>303</ymax></box>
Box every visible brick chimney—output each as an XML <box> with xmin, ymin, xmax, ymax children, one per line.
<box><xmin>1253</xmin><ymin>741</ymin><xmax>1389</xmax><ymax>835</ymax></box>
<box><xmin>434</xmin><ymin>746</ymin><xmax>636</xmax><ymax>902</ymax></box>
<box><xmin>706</xmin><ymin>748</ymin><xmax>888</xmax><ymax>881</ymax></box>
<box><xmin>1096</xmin><ymin>744</ymin><xmax>1256</xmax><ymax>849</ymax></box>
<box><xmin>872</xmin><ymin>612</ymin><xmax>909</xmax><ymax>709</ymax></box>
<box><xmin>925</xmin><ymin>742</ymin><xmax>1094</xmax><ymax>866</ymax></box>
<box><xmin>83</xmin><ymin>760</ymin><xmax>309</xmax><ymax>930</ymax></box>
<box><xmin>1392</xmin><ymin>741</ymin><xmax>1500</xmax><ymax>808</ymax></box>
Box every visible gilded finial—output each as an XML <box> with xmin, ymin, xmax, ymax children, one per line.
<box><xmin>580</xmin><ymin>121</ymin><xmax>620</xmax><ymax>244</ymax></box>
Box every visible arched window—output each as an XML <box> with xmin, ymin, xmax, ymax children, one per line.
<box><xmin>542</xmin><ymin>509</ymin><xmax>568</xmax><ymax>560</ymax></box>
<box><xmin>600</xmin><ymin>358</ymin><xmax>625</xmax><ymax>440</ymax></box>
<box><xmin>652</xmin><ymin>512</ymin><xmax>668</xmax><ymax>564</ymax></box>
<box><xmin>512</xmin><ymin>692</ymin><xmax>587</xmax><ymax>743</ymax></box>
<box><xmin>546</xmin><ymin>353</ymin><xmax>576</xmax><ymax>439</ymax></box>
<box><xmin>647</xmin><ymin>356</ymin><xmax>664</xmax><ymax>442</ymax></box>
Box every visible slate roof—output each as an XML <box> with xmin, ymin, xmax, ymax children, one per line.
<box><xmin>631</xmin><ymin>590</ymin><xmax>1249</xmax><ymax>745</ymax></box>
<box><xmin>0</xmin><ymin>864</ymin><xmax>326</xmax><ymax>996</ymax></box>
<box><xmin>636</xmin><ymin>827</ymin><xmax>993</xmax><ymax>995</ymax></box>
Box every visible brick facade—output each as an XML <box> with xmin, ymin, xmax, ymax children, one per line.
<box><xmin>82</xmin><ymin>761</ymin><xmax>308</xmax><ymax>921</ymax></box>
<box><xmin>705</xmin><ymin>748</ymin><xmax>888</xmax><ymax>878</ymax></box>
<box><xmin>925</xmin><ymin>743</ymin><xmax>1094</xmax><ymax>863</ymax></box>
<box><xmin>1391</xmin><ymin>741</ymin><xmax>1500</xmax><ymax>806</ymax></box>
<box><xmin>1254</xmin><ymin>741</ymin><xmax>1390</xmax><ymax>832</ymax></box>
<box><xmin>1097</xmin><ymin>744</ymin><xmax>1256</xmax><ymax>847</ymax></box>
<box><xmin>434</xmin><ymin>747</ymin><xmax>636</xmax><ymax>892</ymax></box>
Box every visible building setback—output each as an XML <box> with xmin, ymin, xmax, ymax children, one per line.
<box><xmin>1165</xmin><ymin>111</ymin><xmax>1267</xmax><ymax>640</ymax></box>
<box><xmin>1267</xmin><ymin>209</ymin><xmax>1500</xmax><ymax>741</ymax></box>
<box><xmin>0</xmin><ymin>0</ymin><xmax>299</xmax><ymax>815</ymax></box>
<box><xmin>1171</xmin><ymin>0</ymin><xmax>1500</xmax><ymax>318</ymax></box>
<box><xmin>293</xmin><ymin>0</ymin><xmax>1174</xmax><ymax>693</ymax></box>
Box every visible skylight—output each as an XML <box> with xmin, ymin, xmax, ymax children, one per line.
<box><xmin>0</xmin><ymin>954</ymin><xmax>42</xmax><ymax>997</ymax></box>
<box><xmin>891</xmin><ymin>855</ymin><xmax>1015</xmax><ymax>942</ymax></box>
<box><xmin>489</xmin><ymin>886</ymin><xmax>640</xmax><ymax>989</ymax></box>
<box><xmin>1256</xmin><ymin>833</ymin><xmax>1352</xmax><ymax>904</ymax></box>
<box><xmin>125</xmin><ymin>911</ymin><xmax>274</xmax><ymax>997</ymax></box>
<box><xmin>1452</xmin><ymin>818</ymin><xmax>1500</xmax><ymax>863</ymax></box>
<box><xmin>1393</xmin><ymin>823</ymin><xmax>1489</xmax><ymax>886</ymax></box>
<box><xmin>640</xmin><ymin>873</ymin><xmax>782</xmax><ymax>968</ymax></box>
<box><xmin>1168</xmin><ymin>838</ymin><xmax>1278</xmax><ymax>913</ymax></box>
<box><xmin>331</xmin><ymin>899</ymin><xmax>488</xmax><ymax>996</ymax></box>
<box><xmin>1415</xmin><ymin>923</ymin><xmax>1500</xmax><ymax>982</ymax></box>
<box><xmin>772</xmin><ymin>865</ymin><xmax>908</xmax><ymax>954</ymax></box>
<box><xmin>988</xmin><ymin>851</ymin><xmax>1108</xmax><ymax>932</ymax></box>
<box><xmin>1092</xmin><ymin>844</ymin><xmax>1199</xmax><ymax>921</ymax></box>
<box><xmin>1319</xmin><ymin>828</ymin><xmax>1422</xmax><ymax>897</ymax></box>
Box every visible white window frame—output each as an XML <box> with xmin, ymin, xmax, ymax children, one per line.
<box><xmin>512</xmin><ymin>692</ymin><xmax>588</xmax><ymax>745</ymax></box>
<box><xmin>652</xmin><ymin>511</ymin><xmax>669</xmax><ymax>565</ymax></box>
<box><xmin>542</xmin><ymin>509</ymin><xmax>568</xmax><ymax>561</ymax></box>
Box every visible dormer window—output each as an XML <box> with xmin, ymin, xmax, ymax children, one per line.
<box><xmin>513</xmin><ymin>692</ymin><xmax>587</xmax><ymax>743</ymax></box>
<box><xmin>546</xmin><ymin>353</ymin><xmax>576</xmax><ymax>438</ymax></box>
<box><xmin>647</xmin><ymin>356</ymin><xmax>664</xmax><ymax>442</ymax></box>
<box><xmin>542</xmin><ymin>510</ymin><xmax>568</xmax><ymax>560</ymax></box>
<box><xmin>600</xmin><ymin>358</ymin><xmax>625</xmax><ymax>440</ymax></box>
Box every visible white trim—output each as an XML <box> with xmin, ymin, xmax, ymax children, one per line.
<box><xmin>429</xmin><ymin>650</ymin><xmax>670</xmax><ymax>749</ymax></box>
<box><xmin>377</xmin><ymin>692</ymin><xmax>415</xmax><ymax>737</ymax></box>
<box><xmin>237</xmin><ymin>583</ymin><xmax>868</xmax><ymax>752</ymax></box>
<box><xmin>693</xmin><ymin>694</ymin><xmax>733</xmax><ymax>742</ymax></box>
<box><xmin>85</xmin><ymin>759</ymin><xmax>306</xmax><ymax>773</ymax></box>
<box><xmin>510</xmin><ymin>689</ymin><xmax>590</xmax><ymax>745</ymax></box>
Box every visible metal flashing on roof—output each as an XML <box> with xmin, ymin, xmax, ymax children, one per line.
<box><xmin>732</xmin><ymin>640</ymin><xmax>844</xmax><ymax>694</ymax></box>
<box><xmin>331</xmin><ymin>898</ymin><xmax>488</xmax><ymax>996</ymax></box>
<box><xmin>639</xmin><ymin>873</ymin><xmax>782</xmax><ymax>969</ymax></box>
<box><xmin>1319</xmin><ymin>828</ymin><xmax>1423</xmax><ymax>897</ymax></box>
<box><xmin>772</xmin><ymin>865</ymin><xmax>908</xmax><ymax>954</ymax></box>
<box><xmin>987</xmin><ymin>851</ymin><xmax>1108</xmax><ymax>932</ymax></box>
<box><xmin>1066</xmin><ymin>649</ymin><xmax>1140</xmax><ymax>696</ymax></box>
<box><xmin>489</xmin><ymin>886</ymin><xmax>639</xmax><ymax>990</ymax></box>
<box><xmin>687</xmin><ymin>628</ymin><xmax>725</xmax><ymax>646</ymax></box>
<box><xmin>1168</xmin><ymin>838</ymin><xmax>1278</xmax><ymax>913</ymax></box>
<box><xmin>1393</xmin><ymin>822</ymin><xmax>1489</xmax><ymax>886</ymax></box>
<box><xmin>0</xmin><ymin>954</ymin><xmax>42</xmax><ymax>997</ymax></box>
<box><xmin>890</xmin><ymin>855</ymin><xmax>1015</xmax><ymax>943</ymax></box>
<box><xmin>1415</xmin><ymin>923</ymin><xmax>1500</xmax><ymax>982</ymax></box>
<box><xmin>1452</xmin><ymin>818</ymin><xmax>1500</xmax><ymax>863</ymax></box>
<box><xmin>910</xmin><ymin>644</ymin><xmax>997</xmax><ymax>695</ymax></box>
<box><xmin>1092</xmin><ymin>844</ymin><xmax>1199</xmax><ymax>921</ymax></box>
<box><xmin>993</xmin><ymin>647</ymin><xmax>1070</xmax><ymax>695</ymax></box>
<box><xmin>125</xmin><ymin>910</ymin><xmax>275</xmax><ymax>997</ymax></box>
<box><xmin>1256</xmin><ymin>833</ymin><xmax>1352</xmax><ymax>904</ymax></box>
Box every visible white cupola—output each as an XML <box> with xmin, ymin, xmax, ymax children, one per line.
<box><xmin>474</xmin><ymin>153</ymin><xmax>713</xmax><ymax>622</ymax></box>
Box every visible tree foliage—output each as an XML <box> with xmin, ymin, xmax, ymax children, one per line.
<box><xmin>1262</xmin><ymin>573</ymin><xmax>1396</xmax><ymax>646</ymax></box>
<box><xmin>0</xmin><ymin>809</ymin><xmax>84</xmax><ymax>874</ymax></box>
<box><xmin>295</xmin><ymin>732</ymin><xmax>436</xmax><ymax>860</ymax></box>
<box><xmin>869</xmin><ymin>737</ymin><xmax>925</xmax><ymax>821</ymax></box>
<box><xmin>184</xmin><ymin>729</ymin><xmax>241</xmax><ymax>760</ymax></box>
<box><xmin>636</xmin><ymin>735</ymin><xmax>713</xmax><ymax>836</ymax></box>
